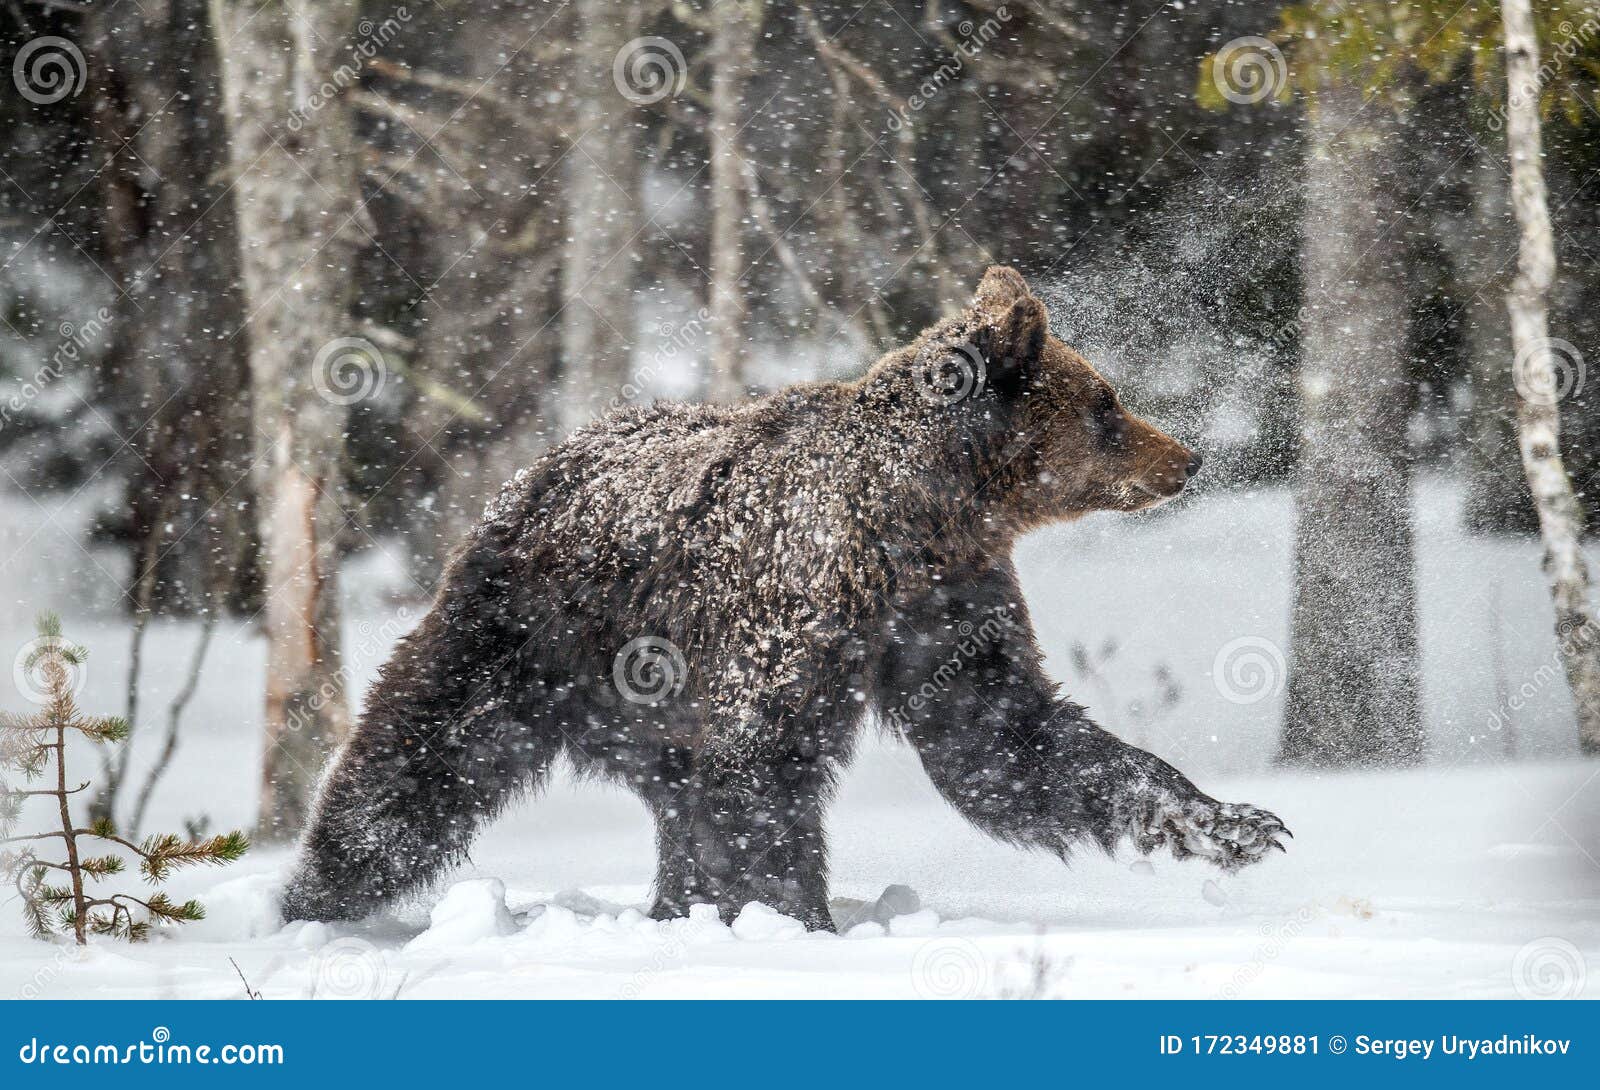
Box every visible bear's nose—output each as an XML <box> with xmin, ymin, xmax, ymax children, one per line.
<box><xmin>1185</xmin><ymin>453</ymin><xmax>1203</xmax><ymax>479</ymax></box>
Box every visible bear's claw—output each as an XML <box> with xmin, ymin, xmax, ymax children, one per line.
<box><xmin>1137</xmin><ymin>797</ymin><xmax>1291</xmax><ymax>872</ymax></box>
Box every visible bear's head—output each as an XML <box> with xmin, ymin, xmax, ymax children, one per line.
<box><xmin>870</xmin><ymin>265</ymin><xmax>1199</xmax><ymax>532</ymax></box>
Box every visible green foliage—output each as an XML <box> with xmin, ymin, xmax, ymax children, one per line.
<box><xmin>1199</xmin><ymin>0</ymin><xmax>1600</xmax><ymax>125</ymax></box>
<box><xmin>138</xmin><ymin>831</ymin><xmax>251</xmax><ymax>883</ymax></box>
<box><xmin>35</xmin><ymin>882</ymin><xmax>74</xmax><ymax>907</ymax></box>
<box><xmin>0</xmin><ymin>615</ymin><xmax>248</xmax><ymax>945</ymax></box>
<box><xmin>79</xmin><ymin>854</ymin><xmax>125</xmax><ymax>879</ymax></box>
<box><xmin>0</xmin><ymin>786</ymin><xmax>22</xmax><ymax>828</ymax></box>
<box><xmin>0</xmin><ymin>721</ymin><xmax>50</xmax><ymax>783</ymax></box>
<box><xmin>19</xmin><ymin>874</ymin><xmax>53</xmax><ymax>940</ymax></box>
<box><xmin>79</xmin><ymin>716</ymin><xmax>131</xmax><ymax>744</ymax></box>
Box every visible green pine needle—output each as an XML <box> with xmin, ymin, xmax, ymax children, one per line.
<box><xmin>79</xmin><ymin>855</ymin><xmax>125</xmax><ymax>879</ymax></box>
<box><xmin>80</xmin><ymin>717</ymin><xmax>130</xmax><ymax>744</ymax></box>
<box><xmin>22</xmin><ymin>897</ymin><xmax>51</xmax><ymax>940</ymax></box>
<box><xmin>36</xmin><ymin>883</ymin><xmax>74</xmax><ymax>906</ymax></box>
<box><xmin>138</xmin><ymin>831</ymin><xmax>250</xmax><ymax>883</ymax></box>
<box><xmin>34</xmin><ymin>613</ymin><xmax>61</xmax><ymax>641</ymax></box>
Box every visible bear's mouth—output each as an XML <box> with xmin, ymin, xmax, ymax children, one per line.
<box><xmin>1130</xmin><ymin>481</ymin><xmax>1185</xmax><ymax>509</ymax></box>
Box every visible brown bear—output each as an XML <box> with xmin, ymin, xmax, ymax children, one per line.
<box><xmin>281</xmin><ymin>266</ymin><xmax>1288</xmax><ymax>931</ymax></box>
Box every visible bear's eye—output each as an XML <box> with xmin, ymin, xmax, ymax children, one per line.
<box><xmin>1089</xmin><ymin>390</ymin><xmax>1127</xmax><ymax>449</ymax></box>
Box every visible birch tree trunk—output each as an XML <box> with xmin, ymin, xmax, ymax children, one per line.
<box><xmin>557</xmin><ymin>1</ymin><xmax>641</xmax><ymax>433</ymax></box>
<box><xmin>1280</xmin><ymin>81</ymin><xmax>1423</xmax><ymax>766</ymax></box>
<box><xmin>1500</xmin><ymin>0</ymin><xmax>1600</xmax><ymax>755</ymax></box>
<box><xmin>706</xmin><ymin>2</ymin><xmax>760</xmax><ymax>403</ymax></box>
<box><xmin>211</xmin><ymin>0</ymin><xmax>362</xmax><ymax>839</ymax></box>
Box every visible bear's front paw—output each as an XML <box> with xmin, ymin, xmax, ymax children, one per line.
<box><xmin>1137</xmin><ymin>797</ymin><xmax>1290</xmax><ymax>872</ymax></box>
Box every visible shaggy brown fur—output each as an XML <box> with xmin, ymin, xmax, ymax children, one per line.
<box><xmin>281</xmin><ymin>267</ymin><xmax>1287</xmax><ymax>930</ymax></box>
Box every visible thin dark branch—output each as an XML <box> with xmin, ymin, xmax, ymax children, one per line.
<box><xmin>1</xmin><ymin>831</ymin><xmax>69</xmax><ymax>844</ymax></box>
<box><xmin>6</xmin><ymin>781</ymin><xmax>90</xmax><ymax>798</ymax></box>
<box><xmin>230</xmin><ymin>958</ymin><xmax>263</xmax><ymax>1000</ymax></box>
<box><xmin>129</xmin><ymin>616</ymin><xmax>216</xmax><ymax>834</ymax></box>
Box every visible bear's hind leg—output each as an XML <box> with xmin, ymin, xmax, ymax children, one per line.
<box><xmin>281</xmin><ymin>662</ymin><xmax>561</xmax><ymax>922</ymax></box>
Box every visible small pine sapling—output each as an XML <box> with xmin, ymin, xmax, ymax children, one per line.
<box><xmin>0</xmin><ymin>615</ymin><xmax>248</xmax><ymax>944</ymax></box>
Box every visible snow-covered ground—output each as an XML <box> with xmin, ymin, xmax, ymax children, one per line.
<box><xmin>1</xmin><ymin>479</ymin><xmax>1596</xmax><ymax>999</ymax></box>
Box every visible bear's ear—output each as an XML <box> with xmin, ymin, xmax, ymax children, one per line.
<box><xmin>968</xmin><ymin>268</ymin><xmax>1047</xmax><ymax>387</ymax></box>
<box><xmin>971</xmin><ymin>265</ymin><xmax>1032</xmax><ymax>311</ymax></box>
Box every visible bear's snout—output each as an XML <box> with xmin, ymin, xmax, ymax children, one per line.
<box><xmin>1124</xmin><ymin>429</ymin><xmax>1200</xmax><ymax>506</ymax></box>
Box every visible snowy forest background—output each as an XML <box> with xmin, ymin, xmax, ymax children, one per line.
<box><xmin>0</xmin><ymin>0</ymin><xmax>1598</xmax><ymax>998</ymax></box>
